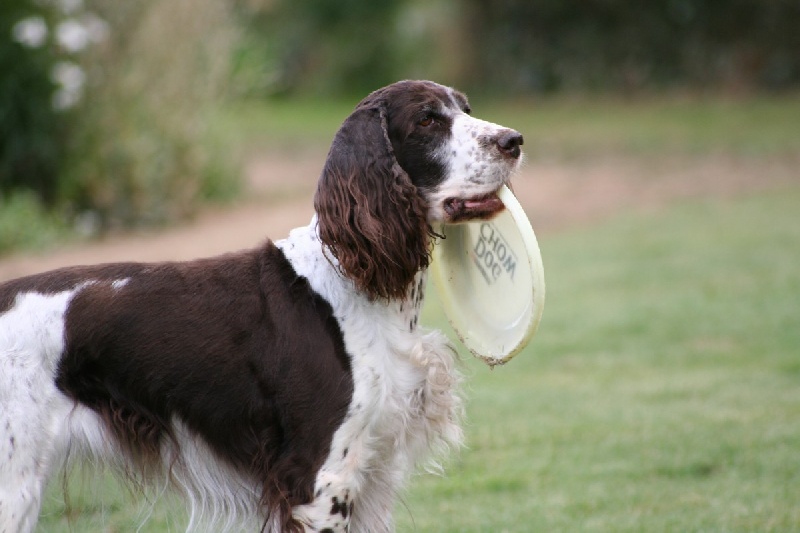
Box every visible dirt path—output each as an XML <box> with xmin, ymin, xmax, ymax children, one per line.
<box><xmin>0</xmin><ymin>150</ymin><xmax>796</xmax><ymax>282</ymax></box>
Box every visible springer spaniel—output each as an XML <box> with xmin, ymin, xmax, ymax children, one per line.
<box><xmin>0</xmin><ymin>80</ymin><xmax>523</xmax><ymax>532</ymax></box>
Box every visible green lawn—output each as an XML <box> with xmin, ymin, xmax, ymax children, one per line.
<box><xmin>217</xmin><ymin>93</ymin><xmax>800</xmax><ymax>159</ymax></box>
<box><xmin>39</xmin><ymin>188</ymin><xmax>800</xmax><ymax>532</ymax></box>
<box><xmin>397</xmin><ymin>189</ymin><xmax>800</xmax><ymax>532</ymax></box>
<box><xmin>479</xmin><ymin>94</ymin><xmax>800</xmax><ymax>159</ymax></box>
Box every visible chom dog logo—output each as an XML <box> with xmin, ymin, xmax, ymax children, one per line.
<box><xmin>471</xmin><ymin>222</ymin><xmax>517</xmax><ymax>285</ymax></box>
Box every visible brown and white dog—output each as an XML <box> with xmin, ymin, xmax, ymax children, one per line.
<box><xmin>0</xmin><ymin>80</ymin><xmax>523</xmax><ymax>532</ymax></box>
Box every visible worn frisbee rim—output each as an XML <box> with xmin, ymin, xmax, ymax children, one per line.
<box><xmin>431</xmin><ymin>185</ymin><xmax>545</xmax><ymax>366</ymax></box>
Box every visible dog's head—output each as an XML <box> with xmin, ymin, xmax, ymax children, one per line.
<box><xmin>315</xmin><ymin>80</ymin><xmax>523</xmax><ymax>301</ymax></box>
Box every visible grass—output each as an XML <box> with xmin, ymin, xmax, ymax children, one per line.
<box><xmin>396</xmin><ymin>189</ymin><xmax>800</xmax><ymax>532</ymax></box>
<box><xmin>212</xmin><ymin>97</ymin><xmax>357</xmax><ymax>157</ymax></box>
<box><xmin>37</xmin><ymin>188</ymin><xmax>800</xmax><ymax>532</ymax></box>
<box><xmin>216</xmin><ymin>92</ymin><xmax>800</xmax><ymax>159</ymax></box>
<box><xmin>476</xmin><ymin>93</ymin><xmax>800</xmax><ymax>159</ymax></box>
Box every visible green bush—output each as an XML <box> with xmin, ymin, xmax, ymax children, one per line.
<box><xmin>0</xmin><ymin>191</ymin><xmax>69</xmax><ymax>253</ymax></box>
<box><xmin>61</xmin><ymin>0</ymin><xmax>239</xmax><ymax>229</ymax></box>
<box><xmin>461</xmin><ymin>0</ymin><xmax>800</xmax><ymax>94</ymax></box>
<box><xmin>0</xmin><ymin>1</ymin><xmax>64</xmax><ymax>202</ymax></box>
<box><xmin>0</xmin><ymin>0</ymin><xmax>240</xmax><ymax>240</ymax></box>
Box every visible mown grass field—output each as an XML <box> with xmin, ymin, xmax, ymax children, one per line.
<box><xmin>35</xmin><ymin>95</ymin><xmax>800</xmax><ymax>531</ymax></box>
<box><xmin>396</xmin><ymin>190</ymin><xmax>800</xmax><ymax>532</ymax></box>
<box><xmin>219</xmin><ymin>93</ymin><xmax>800</xmax><ymax>157</ymax></box>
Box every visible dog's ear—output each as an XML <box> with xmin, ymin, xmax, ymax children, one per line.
<box><xmin>314</xmin><ymin>103</ymin><xmax>431</xmax><ymax>301</ymax></box>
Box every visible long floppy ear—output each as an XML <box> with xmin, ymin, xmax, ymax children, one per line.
<box><xmin>314</xmin><ymin>103</ymin><xmax>431</xmax><ymax>301</ymax></box>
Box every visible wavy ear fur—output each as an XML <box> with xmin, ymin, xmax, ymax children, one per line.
<box><xmin>314</xmin><ymin>103</ymin><xmax>431</xmax><ymax>301</ymax></box>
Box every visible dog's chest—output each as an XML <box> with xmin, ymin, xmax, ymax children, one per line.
<box><xmin>276</xmin><ymin>223</ymin><xmax>437</xmax><ymax>460</ymax></box>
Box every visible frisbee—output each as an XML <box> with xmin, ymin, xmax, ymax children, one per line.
<box><xmin>431</xmin><ymin>185</ymin><xmax>545</xmax><ymax>366</ymax></box>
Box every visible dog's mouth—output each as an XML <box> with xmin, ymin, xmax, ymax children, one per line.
<box><xmin>443</xmin><ymin>190</ymin><xmax>505</xmax><ymax>223</ymax></box>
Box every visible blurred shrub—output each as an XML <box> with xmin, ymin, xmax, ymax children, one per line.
<box><xmin>461</xmin><ymin>0</ymin><xmax>800</xmax><ymax>94</ymax></box>
<box><xmin>240</xmin><ymin>0</ymin><xmax>800</xmax><ymax>96</ymax></box>
<box><xmin>235</xmin><ymin>0</ymin><xmax>422</xmax><ymax>96</ymax></box>
<box><xmin>0</xmin><ymin>0</ymin><xmax>239</xmax><ymax>240</ymax></box>
<box><xmin>0</xmin><ymin>190</ymin><xmax>69</xmax><ymax>253</ymax></box>
<box><xmin>0</xmin><ymin>1</ymin><xmax>63</xmax><ymax>203</ymax></box>
<box><xmin>62</xmin><ymin>0</ymin><xmax>239</xmax><ymax>229</ymax></box>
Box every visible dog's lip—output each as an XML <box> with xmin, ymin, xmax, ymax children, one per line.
<box><xmin>463</xmin><ymin>192</ymin><xmax>502</xmax><ymax>210</ymax></box>
<box><xmin>443</xmin><ymin>190</ymin><xmax>505</xmax><ymax>222</ymax></box>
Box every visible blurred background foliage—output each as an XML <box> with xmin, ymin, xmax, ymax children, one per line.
<box><xmin>1</xmin><ymin>0</ymin><xmax>237</xmax><ymax>241</ymax></box>
<box><xmin>1</xmin><ymin>0</ymin><xmax>799</xmax><ymax>248</ymax></box>
<box><xmin>239</xmin><ymin>0</ymin><xmax>800</xmax><ymax>96</ymax></box>
<box><xmin>61</xmin><ymin>0</ymin><xmax>237</xmax><ymax>228</ymax></box>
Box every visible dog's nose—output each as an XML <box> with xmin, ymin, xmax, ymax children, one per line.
<box><xmin>495</xmin><ymin>130</ymin><xmax>524</xmax><ymax>159</ymax></box>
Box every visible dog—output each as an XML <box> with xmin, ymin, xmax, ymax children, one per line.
<box><xmin>0</xmin><ymin>80</ymin><xmax>523</xmax><ymax>532</ymax></box>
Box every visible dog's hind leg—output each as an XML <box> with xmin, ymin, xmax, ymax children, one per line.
<box><xmin>0</xmin><ymin>455</ymin><xmax>48</xmax><ymax>533</ymax></box>
<box><xmin>1</xmin><ymin>291</ymin><xmax>78</xmax><ymax>533</ymax></box>
<box><xmin>0</xmin><ymin>370</ymin><xmax>74</xmax><ymax>533</ymax></box>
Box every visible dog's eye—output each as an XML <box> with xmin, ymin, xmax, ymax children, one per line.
<box><xmin>418</xmin><ymin>116</ymin><xmax>434</xmax><ymax>127</ymax></box>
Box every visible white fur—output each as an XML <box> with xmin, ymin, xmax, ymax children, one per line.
<box><xmin>0</xmin><ymin>289</ymin><xmax>81</xmax><ymax>533</ymax></box>
<box><xmin>161</xmin><ymin>421</ymin><xmax>265</xmax><ymax>533</ymax></box>
<box><xmin>111</xmin><ymin>278</ymin><xmax>130</xmax><ymax>290</ymax></box>
<box><xmin>427</xmin><ymin>110</ymin><xmax>523</xmax><ymax>222</ymax></box>
<box><xmin>278</xmin><ymin>221</ymin><xmax>463</xmax><ymax>532</ymax></box>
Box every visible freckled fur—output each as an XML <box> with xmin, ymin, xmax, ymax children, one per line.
<box><xmin>0</xmin><ymin>80</ymin><xmax>522</xmax><ymax>532</ymax></box>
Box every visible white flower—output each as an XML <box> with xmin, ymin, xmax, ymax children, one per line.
<box><xmin>51</xmin><ymin>61</ymin><xmax>86</xmax><ymax>110</ymax></box>
<box><xmin>55</xmin><ymin>15</ymin><xmax>109</xmax><ymax>53</ymax></box>
<box><xmin>56</xmin><ymin>18</ymin><xmax>90</xmax><ymax>52</ymax></box>
<box><xmin>12</xmin><ymin>16</ymin><xmax>48</xmax><ymax>48</ymax></box>
<box><xmin>52</xmin><ymin>87</ymin><xmax>81</xmax><ymax>110</ymax></box>
<box><xmin>51</xmin><ymin>60</ymin><xmax>85</xmax><ymax>90</ymax></box>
